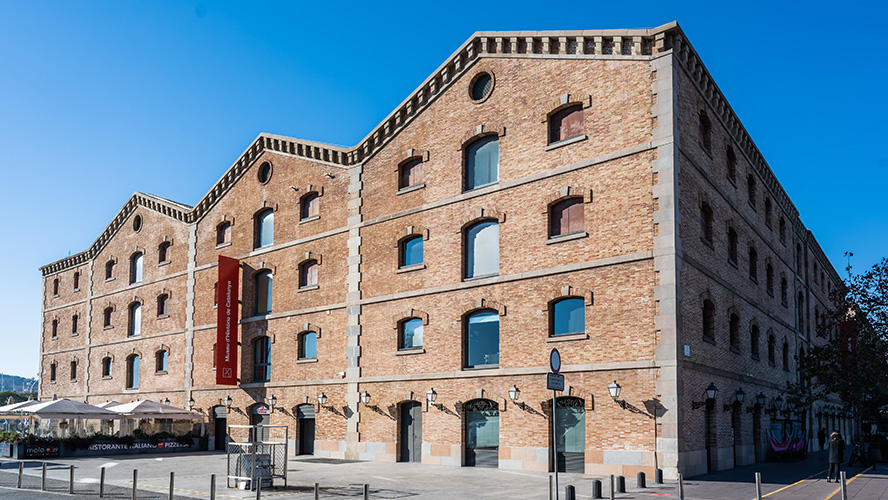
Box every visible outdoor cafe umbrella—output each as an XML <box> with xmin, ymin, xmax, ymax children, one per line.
<box><xmin>94</xmin><ymin>401</ymin><xmax>121</xmax><ymax>409</ymax></box>
<box><xmin>109</xmin><ymin>400</ymin><xmax>203</xmax><ymax>420</ymax></box>
<box><xmin>0</xmin><ymin>399</ymin><xmax>41</xmax><ymax>414</ymax></box>
<box><xmin>11</xmin><ymin>398</ymin><xmax>120</xmax><ymax>419</ymax></box>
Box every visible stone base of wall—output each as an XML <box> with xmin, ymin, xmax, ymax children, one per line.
<box><xmin>498</xmin><ymin>446</ymin><xmax>549</xmax><ymax>472</ymax></box>
<box><xmin>358</xmin><ymin>441</ymin><xmax>396</xmax><ymax>462</ymax></box>
<box><xmin>313</xmin><ymin>440</ymin><xmax>347</xmax><ymax>459</ymax></box>
<box><xmin>421</xmin><ymin>443</ymin><xmax>462</xmax><ymax>466</ymax></box>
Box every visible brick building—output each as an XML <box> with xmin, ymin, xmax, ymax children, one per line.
<box><xmin>38</xmin><ymin>22</ymin><xmax>849</xmax><ymax>478</ymax></box>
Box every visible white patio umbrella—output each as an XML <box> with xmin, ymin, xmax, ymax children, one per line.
<box><xmin>109</xmin><ymin>400</ymin><xmax>202</xmax><ymax>420</ymax></box>
<box><xmin>94</xmin><ymin>401</ymin><xmax>121</xmax><ymax>409</ymax></box>
<box><xmin>0</xmin><ymin>399</ymin><xmax>41</xmax><ymax>414</ymax></box>
<box><xmin>14</xmin><ymin>398</ymin><xmax>120</xmax><ymax>419</ymax></box>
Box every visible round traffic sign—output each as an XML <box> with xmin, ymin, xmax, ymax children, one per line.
<box><xmin>549</xmin><ymin>348</ymin><xmax>561</xmax><ymax>373</ymax></box>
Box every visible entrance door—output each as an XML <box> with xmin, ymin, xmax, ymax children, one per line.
<box><xmin>753</xmin><ymin>407</ymin><xmax>763</xmax><ymax>461</ymax></box>
<box><xmin>213</xmin><ymin>406</ymin><xmax>227</xmax><ymax>451</ymax></box>
<box><xmin>399</xmin><ymin>401</ymin><xmax>422</xmax><ymax>463</ymax></box>
<box><xmin>554</xmin><ymin>397</ymin><xmax>586</xmax><ymax>473</ymax></box>
<box><xmin>704</xmin><ymin>403</ymin><xmax>716</xmax><ymax>472</ymax></box>
<box><xmin>731</xmin><ymin>404</ymin><xmax>741</xmax><ymax>466</ymax></box>
<box><xmin>465</xmin><ymin>399</ymin><xmax>499</xmax><ymax>467</ymax></box>
<box><xmin>297</xmin><ymin>404</ymin><xmax>315</xmax><ymax>455</ymax></box>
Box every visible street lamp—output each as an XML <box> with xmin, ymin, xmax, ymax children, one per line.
<box><xmin>317</xmin><ymin>393</ymin><xmax>328</xmax><ymax>407</ymax></box>
<box><xmin>608</xmin><ymin>380</ymin><xmax>627</xmax><ymax>409</ymax></box>
<box><xmin>268</xmin><ymin>395</ymin><xmax>277</xmax><ymax>412</ymax></box>
<box><xmin>725</xmin><ymin>388</ymin><xmax>746</xmax><ymax>412</ymax></box>
<box><xmin>508</xmin><ymin>385</ymin><xmax>520</xmax><ymax>403</ymax></box>
<box><xmin>224</xmin><ymin>395</ymin><xmax>233</xmax><ymax>409</ymax></box>
<box><xmin>774</xmin><ymin>396</ymin><xmax>784</xmax><ymax>411</ymax></box>
<box><xmin>426</xmin><ymin>388</ymin><xmax>437</xmax><ymax>405</ymax></box>
<box><xmin>360</xmin><ymin>391</ymin><xmax>371</xmax><ymax>406</ymax></box>
<box><xmin>692</xmin><ymin>382</ymin><xmax>718</xmax><ymax>410</ymax></box>
<box><xmin>187</xmin><ymin>397</ymin><xmax>195</xmax><ymax>411</ymax></box>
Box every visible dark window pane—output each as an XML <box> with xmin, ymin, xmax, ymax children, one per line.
<box><xmin>550</xmin><ymin>198</ymin><xmax>584</xmax><ymax>237</ymax></box>
<box><xmin>465</xmin><ymin>136</ymin><xmax>498</xmax><ymax>190</ymax></box>
<box><xmin>550</xmin><ymin>106</ymin><xmax>583</xmax><ymax>143</ymax></box>
<box><xmin>301</xmin><ymin>261</ymin><xmax>318</xmax><ymax>288</ymax></box>
<box><xmin>255</xmin><ymin>271</ymin><xmax>272</xmax><ymax>314</ymax></box>
<box><xmin>402</xmin><ymin>237</ymin><xmax>423</xmax><ymax>267</ymax></box>
<box><xmin>254</xmin><ymin>337</ymin><xmax>270</xmax><ymax>381</ymax></box>
<box><xmin>552</xmin><ymin>298</ymin><xmax>585</xmax><ymax>336</ymax></box>
<box><xmin>302</xmin><ymin>193</ymin><xmax>319</xmax><ymax>219</ymax></box>
<box><xmin>400</xmin><ymin>159</ymin><xmax>424</xmax><ymax>189</ymax></box>
<box><xmin>466</xmin><ymin>310</ymin><xmax>499</xmax><ymax>368</ymax></box>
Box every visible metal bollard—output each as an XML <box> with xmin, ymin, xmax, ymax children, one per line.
<box><xmin>840</xmin><ymin>470</ymin><xmax>847</xmax><ymax>500</ymax></box>
<box><xmin>315</xmin><ymin>482</ymin><xmax>320</xmax><ymax>500</ymax></box>
<box><xmin>616</xmin><ymin>475</ymin><xmax>626</xmax><ymax>493</ymax></box>
<box><xmin>100</xmin><ymin>466</ymin><xmax>105</xmax><ymax>498</ymax></box>
<box><xmin>132</xmin><ymin>469</ymin><xmax>138</xmax><ymax>500</ymax></box>
<box><xmin>17</xmin><ymin>462</ymin><xmax>23</xmax><ymax>488</ymax></box>
<box><xmin>591</xmin><ymin>479</ymin><xmax>602</xmax><ymax>499</ymax></box>
<box><xmin>42</xmin><ymin>462</ymin><xmax>47</xmax><ymax>491</ymax></box>
<box><xmin>678</xmin><ymin>472</ymin><xmax>685</xmax><ymax>500</ymax></box>
<box><xmin>655</xmin><ymin>468</ymin><xmax>663</xmax><ymax>484</ymax></box>
<box><xmin>255</xmin><ymin>474</ymin><xmax>261</xmax><ymax>499</ymax></box>
<box><xmin>637</xmin><ymin>471</ymin><xmax>646</xmax><ymax>488</ymax></box>
<box><xmin>210</xmin><ymin>474</ymin><xmax>216</xmax><ymax>500</ymax></box>
<box><xmin>609</xmin><ymin>475</ymin><xmax>615</xmax><ymax>500</ymax></box>
<box><xmin>564</xmin><ymin>484</ymin><xmax>576</xmax><ymax>500</ymax></box>
<box><xmin>169</xmin><ymin>471</ymin><xmax>175</xmax><ymax>500</ymax></box>
<box><xmin>755</xmin><ymin>472</ymin><xmax>762</xmax><ymax>500</ymax></box>
<box><xmin>549</xmin><ymin>474</ymin><xmax>553</xmax><ymax>500</ymax></box>
<box><xmin>363</xmin><ymin>483</ymin><xmax>369</xmax><ymax>500</ymax></box>
<box><xmin>70</xmin><ymin>465</ymin><xmax>75</xmax><ymax>494</ymax></box>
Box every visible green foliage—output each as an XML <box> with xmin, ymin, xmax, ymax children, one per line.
<box><xmin>0</xmin><ymin>391</ymin><xmax>37</xmax><ymax>404</ymax></box>
<box><xmin>0</xmin><ymin>431</ymin><xmax>21</xmax><ymax>443</ymax></box>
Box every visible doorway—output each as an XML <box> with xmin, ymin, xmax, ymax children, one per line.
<box><xmin>464</xmin><ymin>399</ymin><xmax>499</xmax><ymax>467</ymax></box>
<box><xmin>731</xmin><ymin>404</ymin><xmax>741</xmax><ymax>466</ymax></box>
<box><xmin>213</xmin><ymin>406</ymin><xmax>227</xmax><ymax>451</ymax></box>
<box><xmin>296</xmin><ymin>404</ymin><xmax>315</xmax><ymax>455</ymax></box>
<box><xmin>399</xmin><ymin>401</ymin><xmax>422</xmax><ymax>463</ymax></box>
<box><xmin>554</xmin><ymin>397</ymin><xmax>585</xmax><ymax>473</ymax></box>
<box><xmin>250</xmin><ymin>404</ymin><xmax>271</xmax><ymax>441</ymax></box>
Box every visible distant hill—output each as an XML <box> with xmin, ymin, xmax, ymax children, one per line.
<box><xmin>0</xmin><ymin>373</ymin><xmax>37</xmax><ymax>393</ymax></box>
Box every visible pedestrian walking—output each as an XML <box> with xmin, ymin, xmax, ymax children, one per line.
<box><xmin>818</xmin><ymin>428</ymin><xmax>827</xmax><ymax>451</ymax></box>
<box><xmin>827</xmin><ymin>431</ymin><xmax>845</xmax><ymax>482</ymax></box>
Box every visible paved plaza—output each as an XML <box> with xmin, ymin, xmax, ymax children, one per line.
<box><xmin>1</xmin><ymin>451</ymin><xmax>886</xmax><ymax>499</ymax></box>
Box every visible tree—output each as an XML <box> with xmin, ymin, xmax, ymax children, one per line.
<box><xmin>789</xmin><ymin>257</ymin><xmax>888</xmax><ymax>430</ymax></box>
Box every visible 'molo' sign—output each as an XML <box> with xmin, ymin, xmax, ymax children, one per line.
<box><xmin>216</xmin><ymin>256</ymin><xmax>240</xmax><ymax>385</ymax></box>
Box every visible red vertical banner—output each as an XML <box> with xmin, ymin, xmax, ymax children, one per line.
<box><xmin>216</xmin><ymin>256</ymin><xmax>240</xmax><ymax>385</ymax></box>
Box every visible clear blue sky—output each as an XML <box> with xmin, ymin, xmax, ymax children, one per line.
<box><xmin>1</xmin><ymin>1</ymin><xmax>885</xmax><ymax>379</ymax></box>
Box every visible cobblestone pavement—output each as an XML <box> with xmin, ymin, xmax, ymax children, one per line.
<box><xmin>1</xmin><ymin>451</ymin><xmax>885</xmax><ymax>499</ymax></box>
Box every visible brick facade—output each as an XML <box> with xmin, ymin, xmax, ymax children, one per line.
<box><xmin>38</xmin><ymin>23</ymin><xmax>849</xmax><ymax>478</ymax></box>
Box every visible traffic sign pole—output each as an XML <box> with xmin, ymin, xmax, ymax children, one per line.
<box><xmin>553</xmin><ymin>387</ymin><xmax>559</xmax><ymax>500</ymax></box>
<box><xmin>549</xmin><ymin>348</ymin><xmax>561</xmax><ymax>500</ymax></box>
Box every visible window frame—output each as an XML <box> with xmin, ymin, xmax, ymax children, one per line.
<box><xmin>130</xmin><ymin>252</ymin><xmax>143</xmax><ymax>284</ymax></box>
<box><xmin>254</xmin><ymin>208</ymin><xmax>275</xmax><ymax>249</ymax></box>
<box><xmin>102</xmin><ymin>357</ymin><xmax>113</xmax><ymax>378</ymax></box>
<box><xmin>463</xmin><ymin>309</ymin><xmax>500</xmax><ymax>369</ymax></box>
<box><xmin>157</xmin><ymin>294</ymin><xmax>169</xmax><ymax>318</ymax></box>
<box><xmin>463</xmin><ymin>220</ymin><xmax>500</xmax><ymax>280</ymax></box>
<box><xmin>254</xmin><ymin>270</ymin><xmax>273</xmax><ymax>316</ymax></box>
<box><xmin>399</xmin><ymin>317</ymin><xmax>424</xmax><ymax>351</ymax></box>
<box><xmin>298</xmin><ymin>331</ymin><xmax>317</xmax><ymax>360</ymax></box>
<box><xmin>299</xmin><ymin>260</ymin><xmax>319</xmax><ymax>289</ymax></box>
<box><xmin>463</xmin><ymin>135</ymin><xmax>499</xmax><ymax>192</ymax></box>
<box><xmin>155</xmin><ymin>350</ymin><xmax>168</xmax><ymax>373</ymax></box>
<box><xmin>253</xmin><ymin>336</ymin><xmax>271</xmax><ymax>382</ymax></box>
<box><xmin>126</xmin><ymin>354</ymin><xmax>140</xmax><ymax>390</ymax></box>
<box><xmin>70</xmin><ymin>360</ymin><xmax>77</xmax><ymax>381</ymax></box>
<box><xmin>216</xmin><ymin>221</ymin><xmax>232</xmax><ymax>246</ymax></box>
<box><xmin>158</xmin><ymin>241</ymin><xmax>171</xmax><ymax>264</ymax></box>
<box><xmin>547</xmin><ymin>104</ymin><xmax>584</xmax><ymax>145</ymax></box>
<box><xmin>398</xmin><ymin>158</ymin><xmax>425</xmax><ymax>191</ymax></box>
<box><xmin>128</xmin><ymin>302</ymin><xmax>141</xmax><ymax>337</ymax></box>
<box><xmin>702</xmin><ymin>299</ymin><xmax>715</xmax><ymax>342</ymax></box>
<box><xmin>399</xmin><ymin>235</ymin><xmax>424</xmax><ymax>269</ymax></box>
<box><xmin>549</xmin><ymin>197</ymin><xmax>585</xmax><ymax>239</ymax></box>
<box><xmin>300</xmin><ymin>192</ymin><xmax>320</xmax><ymax>221</ymax></box>
<box><xmin>549</xmin><ymin>297</ymin><xmax>586</xmax><ymax>337</ymax></box>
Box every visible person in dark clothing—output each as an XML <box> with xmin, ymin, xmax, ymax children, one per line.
<box><xmin>827</xmin><ymin>431</ymin><xmax>846</xmax><ymax>482</ymax></box>
<box><xmin>818</xmin><ymin>428</ymin><xmax>827</xmax><ymax>451</ymax></box>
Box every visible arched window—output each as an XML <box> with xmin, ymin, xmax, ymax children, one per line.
<box><xmin>765</xmin><ymin>198</ymin><xmax>773</xmax><ymax>227</ymax></box>
<box><xmin>781</xmin><ymin>277</ymin><xmax>788</xmax><ymax>306</ymax></box>
<box><xmin>399</xmin><ymin>158</ymin><xmax>424</xmax><ymax>190</ymax></box>
<box><xmin>126</xmin><ymin>355</ymin><xmax>140</xmax><ymax>389</ymax></box>
<box><xmin>216</xmin><ymin>221</ymin><xmax>231</xmax><ymax>245</ymax></box>
<box><xmin>254</xmin><ymin>209</ymin><xmax>274</xmax><ymax>249</ymax></box>
<box><xmin>298</xmin><ymin>331</ymin><xmax>317</xmax><ymax>360</ymax></box>
<box><xmin>105</xmin><ymin>260</ymin><xmax>115</xmax><ymax>280</ymax></box>
<box><xmin>748</xmin><ymin>246</ymin><xmax>758</xmax><ymax>281</ymax></box>
<box><xmin>70</xmin><ymin>360</ymin><xmax>77</xmax><ymax>381</ymax></box>
<box><xmin>549</xmin><ymin>198</ymin><xmax>584</xmax><ymax>238</ymax></box>
<box><xmin>301</xmin><ymin>192</ymin><xmax>320</xmax><ymax>220</ymax></box>
<box><xmin>299</xmin><ymin>260</ymin><xmax>319</xmax><ymax>288</ymax></box>
<box><xmin>797</xmin><ymin>292</ymin><xmax>805</xmax><ymax>334</ymax></box>
<box><xmin>51</xmin><ymin>319</ymin><xmax>58</xmax><ymax>338</ymax></box>
<box><xmin>128</xmin><ymin>302</ymin><xmax>141</xmax><ymax>337</ymax></box>
<box><xmin>399</xmin><ymin>318</ymin><xmax>423</xmax><ymax>350</ymax></box>
<box><xmin>464</xmin><ymin>221</ymin><xmax>499</xmax><ymax>279</ymax></box>
<box><xmin>157</xmin><ymin>294</ymin><xmax>169</xmax><ymax>317</ymax></box>
<box><xmin>699</xmin><ymin>112</ymin><xmax>712</xmax><ymax>153</ymax></box>
<box><xmin>702</xmin><ymin>299</ymin><xmax>715</xmax><ymax>341</ymax></box>
<box><xmin>155</xmin><ymin>350</ymin><xmax>168</xmax><ymax>373</ymax></box>
<box><xmin>700</xmin><ymin>203</ymin><xmax>713</xmax><ymax>243</ymax></box>
<box><xmin>52</xmin><ymin>278</ymin><xmax>59</xmax><ymax>296</ymax></box>
<box><xmin>779</xmin><ymin>217</ymin><xmax>786</xmax><ymax>243</ymax></box>
<box><xmin>102</xmin><ymin>357</ymin><xmax>112</xmax><ymax>378</ymax></box>
<box><xmin>464</xmin><ymin>136</ymin><xmax>499</xmax><ymax>191</ymax></box>
<box><xmin>72</xmin><ymin>314</ymin><xmax>78</xmax><ymax>334</ymax></box>
<box><xmin>729</xmin><ymin>314</ymin><xmax>740</xmax><ymax>351</ymax></box>
<box><xmin>253</xmin><ymin>336</ymin><xmax>271</xmax><ymax>382</ymax></box>
<box><xmin>549</xmin><ymin>105</ymin><xmax>584</xmax><ymax>144</ymax></box>
<box><xmin>750</xmin><ymin>325</ymin><xmax>760</xmax><ymax>359</ymax></box>
<box><xmin>130</xmin><ymin>252</ymin><xmax>143</xmax><ymax>284</ymax></box>
<box><xmin>726</xmin><ymin>146</ymin><xmax>736</xmax><ymax>181</ymax></box>
<box><xmin>767</xmin><ymin>334</ymin><xmax>776</xmax><ymax>365</ymax></box>
<box><xmin>766</xmin><ymin>264</ymin><xmax>774</xmax><ymax>295</ymax></box>
<box><xmin>747</xmin><ymin>174</ymin><xmax>757</xmax><ymax>208</ymax></box>
<box><xmin>782</xmin><ymin>340</ymin><xmax>790</xmax><ymax>371</ymax></box>
<box><xmin>728</xmin><ymin>228</ymin><xmax>738</xmax><ymax>264</ymax></box>
<box><xmin>551</xmin><ymin>297</ymin><xmax>585</xmax><ymax>336</ymax></box>
<box><xmin>400</xmin><ymin>236</ymin><xmax>424</xmax><ymax>268</ymax></box>
<box><xmin>103</xmin><ymin>306</ymin><xmax>113</xmax><ymax>328</ymax></box>
<box><xmin>50</xmin><ymin>362</ymin><xmax>57</xmax><ymax>382</ymax></box>
<box><xmin>796</xmin><ymin>244</ymin><xmax>802</xmax><ymax>274</ymax></box>
<box><xmin>465</xmin><ymin>310</ymin><xmax>499</xmax><ymax>368</ymax></box>
<box><xmin>158</xmin><ymin>241</ymin><xmax>171</xmax><ymax>263</ymax></box>
<box><xmin>73</xmin><ymin>272</ymin><xmax>80</xmax><ymax>290</ymax></box>
<box><xmin>254</xmin><ymin>270</ymin><xmax>272</xmax><ymax>315</ymax></box>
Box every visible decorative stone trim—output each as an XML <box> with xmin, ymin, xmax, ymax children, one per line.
<box><xmin>547</xmin><ymin>285</ymin><xmax>593</xmax><ymax>306</ymax></box>
<box><xmin>391</xmin><ymin>309</ymin><xmax>429</xmax><ymax>329</ymax></box>
<box><xmin>395</xmin><ymin>226</ymin><xmax>430</xmax><ymax>246</ymax></box>
<box><xmin>458</xmin><ymin>123</ymin><xmax>506</xmax><ymax>148</ymax></box>
<box><xmin>394</xmin><ymin>149</ymin><xmax>430</xmax><ymax>170</ymax></box>
<box><xmin>458</xmin><ymin>298</ymin><xmax>506</xmax><ymax>318</ymax></box>
<box><xmin>543</xmin><ymin>187</ymin><xmax>592</xmax><ymax>213</ymax></box>
<box><xmin>301</xmin><ymin>323</ymin><xmax>322</xmax><ymax>339</ymax></box>
<box><xmin>302</xmin><ymin>251</ymin><xmax>323</xmax><ymax>266</ymax></box>
<box><xmin>540</xmin><ymin>93</ymin><xmax>592</xmax><ymax>122</ymax></box>
<box><xmin>460</xmin><ymin>208</ymin><xmax>505</xmax><ymax>229</ymax></box>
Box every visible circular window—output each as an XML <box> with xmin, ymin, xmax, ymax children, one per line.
<box><xmin>470</xmin><ymin>72</ymin><xmax>494</xmax><ymax>102</ymax></box>
<box><xmin>257</xmin><ymin>162</ymin><xmax>272</xmax><ymax>184</ymax></box>
<box><xmin>132</xmin><ymin>215</ymin><xmax>142</xmax><ymax>232</ymax></box>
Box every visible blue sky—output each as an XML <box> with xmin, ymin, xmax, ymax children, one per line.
<box><xmin>0</xmin><ymin>1</ymin><xmax>885</xmax><ymax>378</ymax></box>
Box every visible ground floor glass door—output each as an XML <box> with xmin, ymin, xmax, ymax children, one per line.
<box><xmin>465</xmin><ymin>399</ymin><xmax>499</xmax><ymax>467</ymax></box>
<box><xmin>555</xmin><ymin>397</ymin><xmax>585</xmax><ymax>473</ymax></box>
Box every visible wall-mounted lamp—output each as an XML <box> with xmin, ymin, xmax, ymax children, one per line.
<box><xmin>724</xmin><ymin>388</ymin><xmax>746</xmax><ymax>412</ymax></box>
<box><xmin>508</xmin><ymin>385</ymin><xmax>520</xmax><ymax>403</ymax></box>
<box><xmin>317</xmin><ymin>393</ymin><xmax>328</xmax><ymax>407</ymax></box>
<box><xmin>746</xmin><ymin>391</ymin><xmax>766</xmax><ymax>414</ymax></box>
<box><xmin>360</xmin><ymin>391</ymin><xmax>371</xmax><ymax>406</ymax></box>
<box><xmin>187</xmin><ymin>397</ymin><xmax>195</xmax><ymax>411</ymax></box>
<box><xmin>224</xmin><ymin>395</ymin><xmax>233</xmax><ymax>410</ymax></box>
<box><xmin>268</xmin><ymin>394</ymin><xmax>277</xmax><ymax>412</ymax></box>
<box><xmin>163</xmin><ymin>398</ymin><xmax>171</xmax><ymax>406</ymax></box>
<box><xmin>767</xmin><ymin>395</ymin><xmax>784</xmax><ymax>417</ymax></box>
<box><xmin>692</xmin><ymin>382</ymin><xmax>718</xmax><ymax>410</ymax></box>
<box><xmin>426</xmin><ymin>388</ymin><xmax>437</xmax><ymax>405</ymax></box>
<box><xmin>608</xmin><ymin>380</ymin><xmax>627</xmax><ymax>409</ymax></box>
